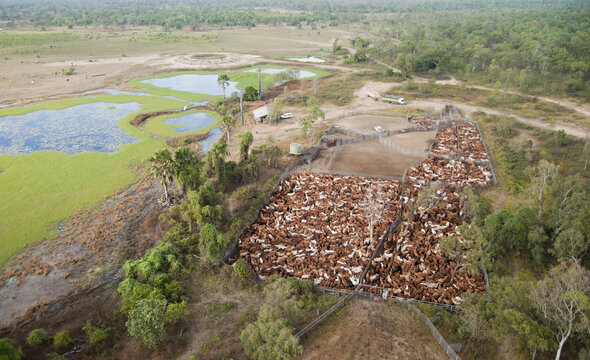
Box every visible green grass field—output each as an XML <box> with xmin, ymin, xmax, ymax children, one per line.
<box><xmin>0</xmin><ymin>94</ymin><xmax>185</xmax><ymax>265</ymax></box>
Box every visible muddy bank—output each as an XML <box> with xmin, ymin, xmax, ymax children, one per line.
<box><xmin>0</xmin><ymin>175</ymin><xmax>168</xmax><ymax>337</ymax></box>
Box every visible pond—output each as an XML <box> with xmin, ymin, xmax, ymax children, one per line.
<box><xmin>198</xmin><ymin>127</ymin><xmax>223</xmax><ymax>154</ymax></box>
<box><xmin>287</xmin><ymin>56</ymin><xmax>326</xmax><ymax>63</ymax></box>
<box><xmin>87</xmin><ymin>89</ymin><xmax>207</xmax><ymax>106</ymax></box>
<box><xmin>165</xmin><ymin>112</ymin><xmax>216</xmax><ymax>133</ymax></box>
<box><xmin>245</xmin><ymin>68</ymin><xmax>316</xmax><ymax>79</ymax></box>
<box><xmin>140</xmin><ymin>74</ymin><xmax>240</xmax><ymax>96</ymax></box>
<box><xmin>0</xmin><ymin>102</ymin><xmax>141</xmax><ymax>155</ymax></box>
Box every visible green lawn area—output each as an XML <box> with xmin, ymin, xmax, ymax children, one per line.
<box><xmin>0</xmin><ymin>94</ymin><xmax>184</xmax><ymax>266</ymax></box>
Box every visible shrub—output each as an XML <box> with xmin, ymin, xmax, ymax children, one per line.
<box><xmin>165</xmin><ymin>300</ymin><xmax>190</xmax><ymax>324</ymax></box>
<box><xmin>179</xmin><ymin>137</ymin><xmax>193</xmax><ymax>146</ymax></box>
<box><xmin>64</xmin><ymin>67</ymin><xmax>75</xmax><ymax>76</ymax></box>
<box><xmin>199</xmin><ymin>224</ymin><xmax>227</xmax><ymax>264</ymax></box>
<box><xmin>234</xmin><ymin>185</ymin><xmax>257</xmax><ymax>201</ymax></box>
<box><xmin>126</xmin><ymin>299</ymin><xmax>167</xmax><ymax>349</ymax></box>
<box><xmin>53</xmin><ymin>331</ymin><xmax>72</xmax><ymax>349</ymax></box>
<box><xmin>240</xmin><ymin>306</ymin><xmax>302</xmax><ymax>360</ymax></box>
<box><xmin>27</xmin><ymin>328</ymin><xmax>49</xmax><ymax>347</ymax></box>
<box><xmin>233</xmin><ymin>259</ymin><xmax>255</xmax><ymax>283</ymax></box>
<box><xmin>0</xmin><ymin>338</ymin><xmax>24</xmax><ymax>360</ymax></box>
<box><xmin>243</xmin><ymin>86</ymin><xmax>259</xmax><ymax>101</ymax></box>
<box><xmin>82</xmin><ymin>321</ymin><xmax>109</xmax><ymax>344</ymax></box>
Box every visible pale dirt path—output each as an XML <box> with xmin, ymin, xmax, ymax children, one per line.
<box><xmin>432</xmin><ymin>75</ymin><xmax>590</xmax><ymax>119</ymax></box>
<box><xmin>466</xmin><ymin>84</ymin><xmax>590</xmax><ymax>117</ymax></box>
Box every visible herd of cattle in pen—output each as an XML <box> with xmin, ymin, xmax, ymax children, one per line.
<box><xmin>239</xmin><ymin>116</ymin><xmax>493</xmax><ymax>305</ymax></box>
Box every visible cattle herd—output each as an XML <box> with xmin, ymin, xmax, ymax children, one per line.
<box><xmin>239</xmin><ymin>115</ymin><xmax>493</xmax><ymax>305</ymax></box>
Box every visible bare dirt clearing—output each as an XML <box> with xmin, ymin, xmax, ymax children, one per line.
<box><xmin>335</xmin><ymin>114</ymin><xmax>408</xmax><ymax>133</ymax></box>
<box><xmin>328</xmin><ymin>140</ymin><xmax>423</xmax><ymax>178</ymax></box>
<box><xmin>298</xmin><ymin>298</ymin><xmax>447</xmax><ymax>360</ymax></box>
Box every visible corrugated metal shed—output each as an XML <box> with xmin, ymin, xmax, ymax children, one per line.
<box><xmin>252</xmin><ymin>105</ymin><xmax>268</xmax><ymax>120</ymax></box>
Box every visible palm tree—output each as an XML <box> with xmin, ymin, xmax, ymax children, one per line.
<box><xmin>217</xmin><ymin>74</ymin><xmax>230</xmax><ymax>99</ymax></box>
<box><xmin>212</xmin><ymin>141</ymin><xmax>230</xmax><ymax>184</ymax></box>
<box><xmin>220</xmin><ymin>115</ymin><xmax>237</xmax><ymax>144</ymax></box>
<box><xmin>173</xmin><ymin>147</ymin><xmax>200</xmax><ymax>195</ymax></box>
<box><xmin>149</xmin><ymin>149</ymin><xmax>174</xmax><ymax>202</ymax></box>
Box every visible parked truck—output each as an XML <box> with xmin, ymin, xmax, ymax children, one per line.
<box><xmin>366</xmin><ymin>90</ymin><xmax>380</xmax><ymax>100</ymax></box>
<box><xmin>381</xmin><ymin>94</ymin><xmax>407</xmax><ymax>105</ymax></box>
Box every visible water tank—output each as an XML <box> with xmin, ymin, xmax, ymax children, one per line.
<box><xmin>290</xmin><ymin>143</ymin><xmax>303</xmax><ymax>155</ymax></box>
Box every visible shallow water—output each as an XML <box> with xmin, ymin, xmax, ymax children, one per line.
<box><xmin>165</xmin><ymin>112</ymin><xmax>216</xmax><ymax>133</ymax></box>
<box><xmin>245</xmin><ymin>68</ymin><xmax>316</xmax><ymax>79</ymax></box>
<box><xmin>140</xmin><ymin>74</ymin><xmax>240</xmax><ymax>96</ymax></box>
<box><xmin>85</xmin><ymin>89</ymin><xmax>207</xmax><ymax>106</ymax></box>
<box><xmin>287</xmin><ymin>56</ymin><xmax>326</xmax><ymax>63</ymax></box>
<box><xmin>0</xmin><ymin>102</ymin><xmax>141</xmax><ymax>155</ymax></box>
<box><xmin>198</xmin><ymin>127</ymin><xmax>223</xmax><ymax>154</ymax></box>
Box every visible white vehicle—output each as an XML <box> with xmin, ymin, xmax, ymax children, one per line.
<box><xmin>374</xmin><ymin>126</ymin><xmax>384</xmax><ymax>133</ymax></box>
<box><xmin>280</xmin><ymin>112</ymin><xmax>293</xmax><ymax>119</ymax></box>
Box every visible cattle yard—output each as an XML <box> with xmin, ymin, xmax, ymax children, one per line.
<box><xmin>238</xmin><ymin>110</ymin><xmax>494</xmax><ymax>306</ymax></box>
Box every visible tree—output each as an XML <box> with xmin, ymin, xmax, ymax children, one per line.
<box><xmin>126</xmin><ymin>298</ymin><xmax>167</xmax><ymax>349</ymax></box>
<box><xmin>240</xmin><ymin>132</ymin><xmax>254</xmax><ymax>164</ymax></box>
<box><xmin>240</xmin><ymin>306</ymin><xmax>302</xmax><ymax>360</ymax></box>
<box><xmin>244</xmin><ymin>86</ymin><xmax>259</xmax><ymax>101</ymax></box>
<box><xmin>531</xmin><ymin>261</ymin><xmax>590</xmax><ymax>360</ymax></box>
<box><xmin>552</xmin><ymin>228</ymin><xmax>589</xmax><ymax>264</ymax></box>
<box><xmin>532</xmin><ymin>160</ymin><xmax>558</xmax><ymax>218</ymax></box>
<box><xmin>149</xmin><ymin>149</ymin><xmax>175</xmax><ymax>203</ymax></box>
<box><xmin>362</xmin><ymin>184</ymin><xmax>385</xmax><ymax>245</ymax></box>
<box><xmin>173</xmin><ymin>147</ymin><xmax>201</xmax><ymax>195</ymax></box>
<box><xmin>185</xmin><ymin>181</ymin><xmax>223</xmax><ymax>227</ymax></box>
<box><xmin>0</xmin><ymin>338</ymin><xmax>24</xmax><ymax>360</ymax></box>
<box><xmin>199</xmin><ymin>223</ymin><xmax>227</xmax><ymax>264</ymax></box>
<box><xmin>299</xmin><ymin>96</ymin><xmax>324</xmax><ymax>146</ymax></box>
<box><xmin>270</xmin><ymin>97</ymin><xmax>284</xmax><ymax>124</ymax></box>
<box><xmin>217</xmin><ymin>74</ymin><xmax>230</xmax><ymax>99</ymax></box>
<box><xmin>220</xmin><ymin>115</ymin><xmax>237</xmax><ymax>144</ymax></box>
<box><xmin>260</xmin><ymin>136</ymin><xmax>282</xmax><ymax>168</ymax></box>
<box><xmin>205</xmin><ymin>141</ymin><xmax>230</xmax><ymax>184</ymax></box>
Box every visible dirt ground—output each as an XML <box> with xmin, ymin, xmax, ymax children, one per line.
<box><xmin>335</xmin><ymin>114</ymin><xmax>408</xmax><ymax>133</ymax></box>
<box><xmin>297</xmin><ymin>298</ymin><xmax>447</xmax><ymax>360</ymax></box>
<box><xmin>328</xmin><ymin>140</ymin><xmax>423</xmax><ymax>178</ymax></box>
<box><xmin>384</xmin><ymin>130</ymin><xmax>437</xmax><ymax>152</ymax></box>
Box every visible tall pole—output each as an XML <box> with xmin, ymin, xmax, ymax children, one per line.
<box><xmin>258</xmin><ymin>64</ymin><xmax>262</xmax><ymax>100</ymax></box>
<box><xmin>239</xmin><ymin>90</ymin><xmax>244</xmax><ymax>126</ymax></box>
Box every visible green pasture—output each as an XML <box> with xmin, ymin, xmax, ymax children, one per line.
<box><xmin>0</xmin><ymin>94</ymin><xmax>186</xmax><ymax>266</ymax></box>
<box><xmin>143</xmin><ymin>110</ymin><xmax>221</xmax><ymax>137</ymax></box>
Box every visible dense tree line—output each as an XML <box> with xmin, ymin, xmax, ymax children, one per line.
<box><xmin>377</xmin><ymin>6</ymin><xmax>590</xmax><ymax>94</ymax></box>
<box><xmin>1</xmin><ymin>0</ymin><xmax>586</xmax><ymax>29</ymax></box>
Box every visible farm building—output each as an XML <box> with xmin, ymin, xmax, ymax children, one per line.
<box><xmin>252</xmin><ymin>105</ymin><xmax>268</xmax><ymax>123</ymax></box>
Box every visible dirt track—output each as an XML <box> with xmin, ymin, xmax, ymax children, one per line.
<box><xmin>298</xmin><ymin>298</ymin><xmax>446</xmax><ymax>360</ymax></box>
